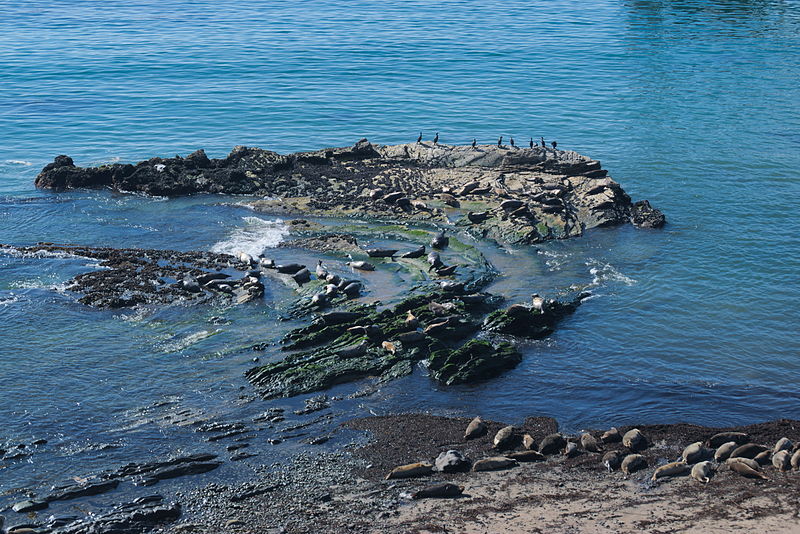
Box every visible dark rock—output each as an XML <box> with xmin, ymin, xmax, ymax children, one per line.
<box><xmin>482</xmin><ymin>293</ymin><xmax>588</xmax><ymax>338</ymax></box>
<box><xmin>149</xmin><ymin>461</ymin><xmax>221</xmax><ymax>480</ymax></box>
<box><xmin>428</xmin><ymin>340</ymin><xmax>521</xmax><ymax>386</ymax></box>
<box><xmin>630</xmin><ymin>199</ymin><xmax>666</xmax><ymax>228</ymax></box>
<box><xmin>46</xmin><ymin>480</ymin><xmax>119</xmax><ymax>502</ymax></box>
<box><xmin>12</xmin><ymin>500</ymin><xmax>48</xmax><ymax>513</ymax></box>
<box><xmin>48</xmin><ymin>495</ymin><xmax>179</xmax><ymax>534</ymax></box>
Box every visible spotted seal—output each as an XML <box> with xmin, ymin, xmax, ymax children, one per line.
<box><xmin>651</xmin><ymin>461</ymin><xmax>690</xmax><ymax>481</ymax></box>
<box><xmin>691</xmin><ymin>461</ymin><xmax>714</xmax><ymax>483</ymax></box>
<box><xmin>464</xmin><ymin>417</ymin><xmax>487</xmax><ymax>440</ymax></box>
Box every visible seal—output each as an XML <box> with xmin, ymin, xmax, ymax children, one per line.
<box><xmin>730</xmin><ymin>443</ymin><xmax>769</xmax><ymax>460</ymax></box>
<box><xmin>337</xmin><ymin>342</ymin><xmax>367</xmax><ymax>358</ymax></box>
<box><xmin>292</xmin><ymin>268</ymin><xmax>311</xmax><ymax>285</ymax></box>
<box><xmin>319</xmin><ymin>311</ymin><xmax>362</xmax><ymax>325</ymax></box>
<box><xmin>396</xmin><ymin>331</ymin><xmax>426</xmax><ymax>344</ymax></box>
<box><xmin>400</xmin><ymin>245</ymin><xmax>426</xmax><ymax>259</ymax></box>
<box><xmin>427</xmin><ymin>251</ymin><xmax>444</xmax><ymax>271</ymax></box>
<box><xmin>315</xmin><ymin>260</ymin><xmax>327</xmax><ymax>279</ymax></box>
<box><xmin>682</xmin><ymin>442</ymin><xmax>709</xmax><ymax>464</ymax></box>
<box><xmin>773</xmin><ymin>450</ymin><xmax>791</xmax><ymax>471</ymax></box>
<box><xmin>500</xmin><ymin>199</ymin><xmax>524</xmax><ymax>212</ymax></box>
<box><xmin>622</xmin><ymin>428</ymin><xmax>647</xmax><ymax>451</ymax></box>
<box><xmin>602</xmin><ymin>450</ymin><xmax>624</xmax><ymax>472</ymax></box>
<box><xmin>774</xmin><ymin>437</ymin><xmax>793</xmax><ymax>453</ymax></box>
<box><xmin>412</xmin><ymin>483</ymin><xmax>464</xmax><ymax>500</ymax></box>
<box><xmin>539</xmin><ymin>433</ymin><xmax>566</xmax><ymax>455</ymax></box>
<box><xmin>706</xmin><ymin>431</ymin><xmax>749</xmax><ymax>448</ymax></box>
<box><xmin>563</xmin><ymin>442</ymin><xmax>579</xmax><ymax>458</ymax></box>
<box><xmin>601</xmin><ymin>427</ymin><xmax>621</xmax><ymax>443</ymax></box>
<box><xmin>754</xmin><ymin>450</ymin><xmax>771</xmax><ymax>465</ymax></box>
<box><xmin>347</xmin><ymin>260</ymin><xmax>375</xmax><ymax>271</ymax></box>
<box><xmin>467</xmin><ymin>211</ymin><xmax>490</xmax><ymax>224</ymax></box>
<box><xmin>276</xmin><ymin>263</ymin><xmax>305</xmax><ymax>274</ymax></box>
<box><xmin>365</xmin><ymin>248</ymin><xmax>398</xmax><ymax>258</ymax></box>
<box><xmin>458</xmin><ymin>181</ymin><xmax>480</xmax><ymax>196</ymax></box>
<box><xmin>507</xmin><ymin>450</ymin><xmax>545</xmax><ymax>462</ymax></box>
<box><xmin>691</xmin><ymin>461</ymin><xmax>714</xmax><ymax>483</ymax></box>
<box><xmin>580</xmin><ymin>433</ymin><xmax>602</xmax><ymax>453</ymax></box>
<box><xmin>714</xmin><ymin>441</ymin><xmax>738</xmax><ymax>462</ymax></box>
<box><xmin>791</xmin><ymin>449</ymin><xmax>800</xmax><ymax>470</ymax></box>
<box><xmin>727</xmin><ymin>458</ymin><xmax>768</xmax><ymax>480</ymax></box>
<box><xmin>493</xmin><ymin>425</ymin><xmax>516</xmax><ymax>450</ymax></box>
<box><xmin>621</xmin><ymin>454</ymin><xmax>647</xmax><ymax>475</ymax></box>
<box><xmin>324</xmin><ymin>283</ymin><xmax>338</xmax><ymax>296</ymax></box>
<box><xmin>325</xmin><ymin>273</ymin><xmax>342</xmax><ymax>286</ymax></box>
<box><xmin>435</xmin><ymin>265</ymin><xmax>457</xmax><ymax>276</ymax></box>
<box><xmin>472</xmin><ymin>457</ymin><xmax>517</xmax><ymax>472</ymax></box>
<box><xmin>383</xmin><ymin>192</ymin><xmax>405</xmax><ymax>204</ymax></box>
<box><xmin>405</xmin><ymin>310</ymin><xmax>419</xmax><ymax>329</ymax></box>
<box><xmin>435</xmin><ymin>450</ymin><xmax>470</xmax><ymax>473</ymax></box>
<box><xmin>523</xmin><ymin>433</ymin><xmax>536</xmax><ymax>450</ymax></box>
<box><xmin>438</xmin><ymin>193</ymin><xmax>460</xmax><ymax>208</ymax></box>
<box><xmin>310</xmin><ymin>292</ymin><xmax>328</xmax><ymax>307</ymax></box>
<box><xmin>431</xmin><ymin>230</ymin><xmax>449</xmax><ymax>250</ymax></box>
<box><xmin>385</xmin><ymin>462</ymin><xmax>433</xmax><ymax>480</ymax></box>
<box><xmin>651</xmin><ymin>461</ymin><xmax>690</xmax><ymax>481</ymax></box>
<box><xmin>381</xmin><ymin>341</ymin><xmax>396</xmax><ymax>354</ymax></box>
<box><xmin>464</xmin><ymin>416</ymin><xmax>487</xmax><ymax>440</ymax></box>
<box><xmin>342</xmin><ymin>282</ymin><xmax>362</xmax><ymax>298</ymax></box>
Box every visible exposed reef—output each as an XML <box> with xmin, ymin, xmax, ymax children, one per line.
<box><xmin>35</xmin><ymin>139</ymin><xmax>664</xmax><ymax>245</ymax></box>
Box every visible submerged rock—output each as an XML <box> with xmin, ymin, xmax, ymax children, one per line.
<box><xmin>427</xmin><ymin>340</ymin><xmax>521</xmax><ymax>386</ymax></box>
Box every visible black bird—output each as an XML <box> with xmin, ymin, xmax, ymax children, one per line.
<box><xmin>551</xmin><ymin>140</ymin><xmax>557</xmax><ymax>149</ymax></box>
<box><xmin>510</xmin><ymin>137</ymin><xmax>515</xmax><ymax>147</ymax></box>
<box><xmin>541</xmin><ymin>136</ymin><xmax>546</xmax><ymax>148</ymax></box>
<box><xmin>529</xmin><ymin>138</ymin><xmax>534</xmax><ymax>149</ymax></box>
<box><xmin>471</xmin><ymin>138</ymin><xmax>477</xmax><ymax>148</ymax></box>
<box><xmin>417</xmin><ymin>132</ymin><xmax>422</xmax><ymax>144</ymax></box>
<box><xmin>433</xmin><ymin>132</ymin><xmax>439</xmax><ymax>145</ymax></box>
<box><xmin>498</xmin><ymin>136</ymin><xmax>503</xmax><ymax>147</ymax></box>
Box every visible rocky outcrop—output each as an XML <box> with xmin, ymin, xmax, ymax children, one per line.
<box><xmin>35</xmin><ymin>139</ymin><xmax>664</xmax><ymax>245</ymax></box>
<box><xmin>482</xmin><ymin>293</ymin><xmax>589</xmax><ymax>338</ymax></box>
<box><xmin>428</xmin><ymin>340</ymin><xmax>521</xmax><ymax>385</ymax></box>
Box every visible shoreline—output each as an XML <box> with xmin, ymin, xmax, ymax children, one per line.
<box><xmin>161</xmin><ymin>413</ymin><xmax>800</xmax><ymax>534</ymax></box>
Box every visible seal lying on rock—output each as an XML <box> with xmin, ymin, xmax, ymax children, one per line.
<box><xmin>622</xmin><ymin>428</ymin><xmax>647</xmax><ymax>451</ymax></box>
<box><xmin>727</xmin><ymin>458</ymin><xmax>768</xmax><ymax>480</ymax></box>
<box><xmin>707</xmin><ymin>431</ymin><xmax>749</xmax><ymax>448</ymax></box>
<box><xmin>539</xmin><ymin>433</ymin><xmax>566</xmax><ymax>455</ymax></box>
<box><xmin>730</xmin><ymin>443</ymin><xmax>769</xmax><ymax>460</ymax></box>
<box><xmin>412</xmin><ymin>483</ymin><xmax>464</xmax><ymax>500</ymax></box>
<box><xmin>400</xmin><ymin>245</ymin><xmax>426</xmax><ymax>259</ymax></box>
<box><xmin>580</xmin><ymin>433</ymin><xmax>602</xmax><ymax>452</ymax></box>
<box><xmin>682</xmin><ymin>442</ymin><xmax>710</xmax><ymax>464</ymax></box>
<box><xmin>493</xmin><ymin>426</ymin><xmax>516</xmax><ymax>450</ymax></box>
<box><xmin>507</xmin><ymin>450</ymin><xmax>545</xmax><ymax>462</ymax></box>
<box><xmin>472</xmin><ymin>457</ymin><xmax>518</xmax><ymax>472</ymax></box>
<box><xmin>774</xmin><ymin>437</ymin><xmax>793</xmax><ymax>453</ymax></box>
<box><xmin>602</xmin><ymin>450</ymin><xmax>624</xmax><ymax>472</ymax></box>
<box><xmin>773</xmin><ymin>450</ymin><xmax>791</xmax><ymax>471</ymax></box>
<box><xmin>792</xmin><ymin>449</ymin><xmax>800</xmax><ymax>470</ymax></box>
<box><xmin>385</xmin><ymin>462</ymin><xmax>434</xmax><ymax>479</ymax></box>
<box><xmin>601</xmin><ymin>427</ymin><xmax>621</xmax><ymax>443</ymax></box>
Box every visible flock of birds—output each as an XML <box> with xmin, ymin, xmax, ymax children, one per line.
<box><xmin>382</xmin><ymin>419</ymin><xmax>800</xmax><ymax>500</ymax></box>
<box><xmin>416</xmin><ymin>132</ymin><xmax>557</xmax><ymax>150</ymax></box>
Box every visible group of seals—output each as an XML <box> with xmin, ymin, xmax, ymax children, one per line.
<box><xmin>415</xmin><ymin>133</ymin><xmax>559</xmax><ymax>151</ymax></box>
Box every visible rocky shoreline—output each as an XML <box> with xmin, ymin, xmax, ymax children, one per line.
<box><xmin>0</xmin><ymin>140</ymin><xmax>677</xmax><ymax>533</ymax></box>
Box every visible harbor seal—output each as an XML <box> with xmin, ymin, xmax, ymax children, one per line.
<box><xmin>774</xmin><ymin>437</ymin><xmax>793</xmax><ymax>453</ymax></box>
<box><xmin>472</xmin><ymin>457</ymin><xmax>518</xmax><ymax>472</ymax></box>
<box><xmin>315</xmin><ymin>260</ymin><xmax>327</xmax><ymax>279</ymax></box>
<box><xmin>682</xmin><ymin>441</ymin><xmax>709</xmax><ymax>464</ymax></box>
<box><xmin>791</xmin><ymin>449</ymin><xmax>800</xmax><ymax>470</ymax></box>
<box><xmin>500</xmin><ymin>199</ymin><xmax>524</xmax><ymax>212</ymax></box>
<box><xmin>427</xmin><ymin>251</ymin><xmax>444</xmax><ymax>271</ymax></box>
<box><xmin>365</xmin><ymin>248</ymin><xmax>398</xmax><ymax>258</ymax></box>
<box><xmin>507</xmin><ymin>450</ymin><xmax>545</xmax><ymax>462</ymax></box>
<box><xmin>714</xmin><ymin>441</ymin><xmax>738</xmax><ymax>462</ymax></box>
<box><xmin>707</xmin><ymin>431</ymin><xmax>749</xmax><ymax>448</ymax></box>
<box><xmin>493</xmin><ymin>426</ymin><xmax>516</xmax><ymax>450</ymax></box>
<box><xmin>691</xmin><ymin>461</ymin><xmax>714</xmax><ymax>483</ymax></box>
<box><xmin>467</xmin><ymin>211</ymin><xmax>489</xmax><ymax>224</ymax></box>
<box><xmin>342</xmin><ymin>282</ymin><xmax>362</xmax><ymax>298</ymax></box>
<box><xmin>381</xmin><ymin>341</ymin><xmax>396</xmax><ymax>354</ymax></box>
<box><xmin>464</xmin><ymin>417</ymin><xmax>487</xmax><ymax>440</ymax></box>
<box><xmin>727</xmin><ymin>458</ymin><xmax>768</xmax><ymax>480</ymax></box>
<box><xmin>563</xmin><ymin>442</ymin><xmax>579</xmax><ymax>458</ymax></box>
<box><xmin>539</xmin><ymin>433</ymin><xmax>566</xmax><ymax>455</ymax></box>
<box><xmin>400</xmin><ymin>245</ymin><xmax>426</xmax><ymax>259</ymax></box>
<box><xmin>396</xmin><ymin>331</ymin><xmax>426</xmax><ymax>344</ymax></box>
<box><xmin>325</xmin><ymin>273</ymin><xmax>342</xmax><ymax>286</ymax></box>
<box><xmin>621</xmin><ymin>454</ymin><xmax>647</xmax><ymax>475</ymax></box>
<box><xmin>651</xmin><ymin>461</ymin><xmax>690</xmax><ymax>481</ymax></box>
<box><xmin>580</xmin><ymin>433</ymin><xmax>602</xmax><ymax>453</ymax></box>
<box><xmin>523</xmin><ymin>433</ymin><xmax>536</xmax><ymax>450</ymax></box>
<box><xmin>773</xmin><ymin>450</ymin><xmax>791</xmax><ymax>471</ymax></box>
<box><xmin>385</xmin><ymin>462</ymin><xmax>433</xmax><ymax>480</ymax></box>
<box><xmin>276</xmin><ymin>263</ymin><xmax>305</xmax><ymax>274</ymax></box>
<box><xmin>431</xmin><ymin>230</ymin><xmax>449</xmax><ymax>250</ymax></box>
<box><xmin>347</xmin><ymin>260</ymin><xmax>375</xmax><ymax>271</ymax></box>
<box><xmin>435</xmin><ymin>265</ymin><xmax>457</xmax><ymax>276</ymax></box>
<box><xmin>292</xmin><ymin>268</ymin><xmax>311</xmax><ymax>285</ymax></box>
<box><xmin>602</xmin><ymin>450</ymin><xmax>624</xmax><ymax>472</ymax></box>
<box><xmin>601</xmin><ymin>427</ymin><xmax>622</xmax><ymax>443</ymax></box>
<box><xmin>412</xmin><ymin>483</ymin><xmax>464</xmax><ymax>500</ymax></box>
<box><xmin>622</xmin><ymin>428</ymin><xmax>647</xmax><ymax>451</ymax></box>
<box><xmin>754</xmin><ymin>450</ymin><xmax>771</xmax><ymax>465</ymax></box>
<box><xmin>730</xmin><ymin>443</ymin><xmax>769</xmax><ymax>460</ymax></box>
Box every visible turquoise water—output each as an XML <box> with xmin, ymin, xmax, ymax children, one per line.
<box><xmin>1</xmin><ymin>0</ymin><xmax>799</xmax><ymax>504</ymax></box>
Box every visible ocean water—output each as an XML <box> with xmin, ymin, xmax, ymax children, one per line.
<box><xmin>1</xmin><ymin>0</ymin><xmax>799</xmax><ymax>505</ymax></box>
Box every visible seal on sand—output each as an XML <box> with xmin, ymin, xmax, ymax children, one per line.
<box><xmin>385</xmin><ymin>462</ymin><xmax>433</xmax><ymax>480</ymax></box>
<box><xmin>412</xmin><ymin>483</ymin><xmax>464</xmax><ymax>500</ymax></box>
<box><xmin>682</xmin><ymin>442</ymin><xmax>709</xmax><ymax>464</ymax></box>
<box><xmin>773</xmin><ymin>450</ymin><xmax>791</xmax><ymax>471</ymax></box>
<box><xmin>714</xmin><ymin>441</ymin><xmax>738</xmax><ymax>462</ymax></box>
<box><xmin>602</xmin><ymin>450</ymin><xmax>624</xmax><ymax>472</ymax></box>
<box><xmin>493</xmin><ymin>425</ymin><xmax>516</xmax><ymax>450</ymax></box>
<box><xmin>464</xmin><ymin>416</ymin><xmax>487</xmax><ymax>440</ymax></box>
<box><xmin>472</xmin><ymin>457</ymin><xmax>517</xmax><ymax>472</ymax></box>
<box><xmin>651</xmin><ymin>461</ymin><xmax>690</xmax><ymax>481</ymax></box>
<box><xmin>580</xmin><ymin>433</ymin><xmax>602</xmax><ymax>452</ymax></box>
<box><xmin>622</xmin><ymin>428</ymin><xmax>647</xmax><ymax>451</ymax></box>
<box><xmin>707</xmin><ymin>431</ymin><xmax>749</xmax><ymax>448</ymax></box>
<box><xmin>691</xmin><ymin>461</ymin><xmax>714</xmax><ymax>483</ymax></box>
<box><xmin>601</xmin><ymin>427</ymin><xmax>621</xmax><ymax>443</ymax></box>
<box><xmin>621</xmin><ymin>454</ymin><xmax>647</xmax><ymax>475</ymax></box>
<box><xmin>727</xmin><ymin>458</ymin><xmax>768</xmax><ymax>480</ymax></box>
<box><xmin>506</xmin><ymin>450</ymin><xmax>545</xmax><ymax>462</ymax></box>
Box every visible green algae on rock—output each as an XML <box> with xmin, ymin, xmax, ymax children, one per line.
<box><xmin>428</xmin><ymin>340</ymin><xmax>521</xmax><ymax>386</ymax></box>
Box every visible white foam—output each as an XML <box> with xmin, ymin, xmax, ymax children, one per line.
<box><xmin>0</xmin><ymin>246</ymin><xmax>86</xmax><ymax>261</ymax></box>
<box><xmin>586</xmin><ymin>259</ymin><xmax>637</xmax><ymax>287</ymax></box>
<box><xmin>0</xmin><ymin>294</ymin><xmax>20</xmax><ymax>306</ymax></box>
<box><xmin>211</xmin><ymin>216</ymin><xmax>289</xmax><ymax>257</ymax></box>
<box><xmin>4</xmin><ymin>159</ymin><xmax>32</xmax><ymax>166</ymax></box>
<box><xmin>161</xmin><ymin>329</ymin><xmax>219</xmax><ymax>353</ymax></box>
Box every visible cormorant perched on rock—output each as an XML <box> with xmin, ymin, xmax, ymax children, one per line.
<box><xmin>417</xmin><ymin>132</ymin><xmax>422</xmax><ymax>144</ymax></box>
<box><xmin>510</xmin><ymin>137</ymin><xmax>515</xmax><ymax>147</ymax></box>
<box><xmin>433</xmin><ymin>132</ymin><xmax>439</xmax><ymax>145</ymax></box>
<box><xmin>541</xmin><ymin>136</ymin><xmax>546</xmax><ymax>148</ymax></box>
<box><xmin>529</xmin><ymin>138</ymin><xmax>534</xmax><ymax>149</ymax></box>
<box><xmin>551</xmin><ymin>140</ymin><xmax>557</xmax><ymax>149</ymax></box>
<box><xmin>471</xmin><ymin>138</ymin><xmax>477</xmax><ymax>148</ymax></box>
<box><xmin>498</xmin><ymin>136</ymin><xmax>503</xmax><ymax>147</ymax></box>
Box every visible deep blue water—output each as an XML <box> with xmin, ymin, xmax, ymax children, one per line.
<box><xmin>1</xmin><ymin>0</ymin><xmax>799</xmax><ymax>508</ymax></box>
